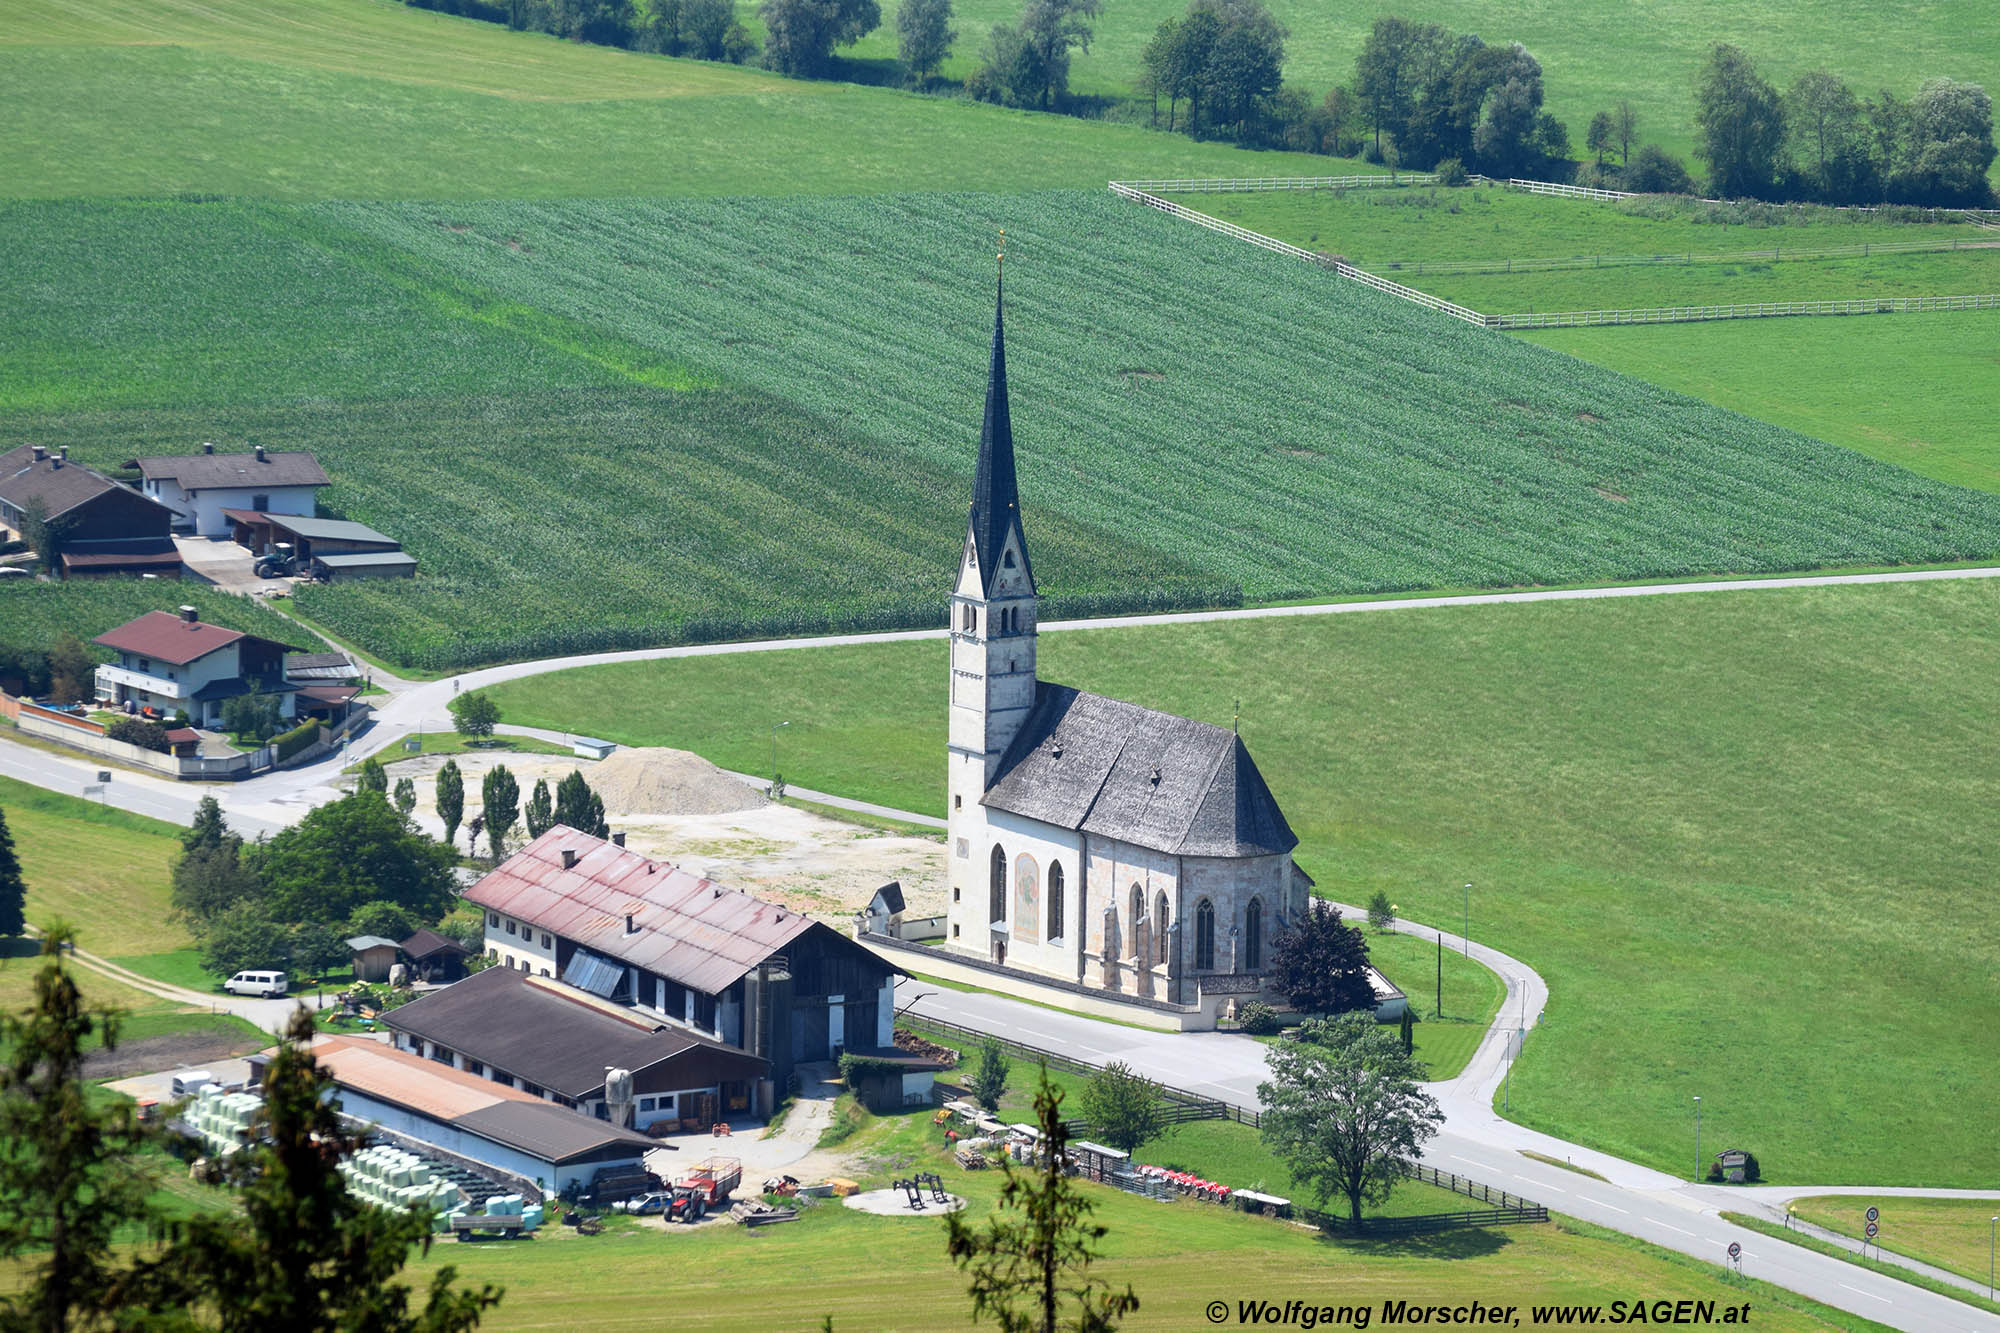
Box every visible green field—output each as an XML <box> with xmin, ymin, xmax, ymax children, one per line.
<box><xmin>836</xmin><ymin>0</ymin><xmax>2000</xmax><ymax>192</ymax></box>
<box><xmin>0</xmin><ymin>0</ymin><xmax>1344</xmax><ymax>203</ymax></box>
<box><xmin>1167</xmin><ymin>185</ymin><xmax>2000</xmax><ymax>493</ymax></box>
<box><xmin>1367</xmin><ymin>929</ymin><xmax>1507</xmax><ymax>1080</ymax></box>
<box><xmin>1181</xmin><ymin>187</ymin><xmax>1995</xmax><ymax>271</ymax></box>
<box><xmin>1790</xmin><ymin>1197</ymin><xmax>2000</xmax><ymax>1288</ymax></box>
<box><xmin>386</xmin><ymin>1105</ymin><xmax>1882</xmax><ymax>1332</ymax></box>
<box><xmin>10</xmin><ymin>192</ymin><xmax>2000</xmax><ymax>668</ymax></box>
<box><xmin>488</xmin><ymin>578</ymin><xmax>2000</xmax><ymax>1186</ymax></box>
<box><xmin>0</xmin><ymin>775</ymin><xmax>194</xmax><ymax>963</ymax></box>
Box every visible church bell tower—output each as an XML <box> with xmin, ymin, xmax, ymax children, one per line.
<box><xmin>946</xmin><ymin>271</ymin><xmax>1039</xmax><ymax>943</ymax></box>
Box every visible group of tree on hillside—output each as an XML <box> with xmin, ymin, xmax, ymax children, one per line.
<box><xmin>1681</xmin><ymin>45</ymin><xmax>1996</xmax><ymax>206</ymax></box>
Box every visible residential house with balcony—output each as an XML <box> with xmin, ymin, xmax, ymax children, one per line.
<box><xmin>92</xmin><ymin>605</ymin><xmax>303</xmax><ymax>728</ymax></box>
<box><xmin>126</xmin><ymin>443</ymin><xmax>330</xmax><ymax>537</ymax></box>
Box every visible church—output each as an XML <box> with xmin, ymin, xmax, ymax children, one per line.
<box><xmin>939</xmin><ymin>282</ymin><xmax>1313</xmax><ymax>1022</ymax></box>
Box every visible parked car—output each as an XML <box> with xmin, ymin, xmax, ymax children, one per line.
<box><xmin>224</xmin><ymin>970</ymin><xmax>289</xmax><ymax>997</ymax></box>
<box><xmin>611</xmin><ymin>1192</ymin><xmax>673</xmax><ymax>1216</ymax></box>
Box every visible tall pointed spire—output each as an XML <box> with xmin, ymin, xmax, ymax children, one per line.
<box><xmin>968</xmin><ymin>263</ymin><xmax>1030</xmax><ymax>594</ymax></box>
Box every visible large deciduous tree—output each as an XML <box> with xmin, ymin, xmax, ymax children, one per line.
<box><xmin>944</xmin><ymin>1068</ymin><xmax>1139</xmax><ymax>1333</ymax></box>
<box><xmin>129</xmin><ymin>1008</ymin><xmax>503</xmax><ymax>1331</ymax></box>
<box><xmin>0</xmin><ymin>929</ymin><xmax>160</xmax><ymax>1331</ymax></box>
<box><xmin>1258</xmin><ymin>1011</ymin><xmax>1442</xmax><ymax>1223</ymax></box>
<box><xmin>1015</xmin><ymin>0</ymin><xmax>1100</xmax><ymax>110</ymax></box>
<box><xmin>1694</xmin><ymin>43</ymin><xmax>1785</xmax><ymax>198</ymax></box>
<box><xmin>1196</xmin><ymin>0</ymin><xmax>1285</xmax><ymax>141</ymax></box>
<box><xmin>1897</xmin><ymin>77</ymin><xmax>1997</xmax><ymax>206</ymax></box>
<box><xmin>46</xmin><ymin>634</ymin><xmax>96</xmax><ymax>706</ymax></box>
<box><xmin>897</xmin><ymin>0</ymin><xmax>955</xmax><ymax>85</ymax></box>
<box><xmin>1785</xmin><ymin>70</ymin><xmax>1875</xmax><ymax>202</ymax></box>
<box><xmin>1266</xmin><ymin>900</ymin><xmax>1375</xmax><ymax>1018</ymax></box>
<box><xmin>249</xmin><ymin>791</ymin><xmax>457</xmax><ymax>925</ymax></box>
<box><xmin>759</xmin><ymin>0</ymin><xmax>880</xmax><ymax>78</ymax></box>
<box><xmin>1076</xmin><ymin>1061</ymin><xmax>1170</xmax><ymax>1155</ymax></box>
<box><xmin>524</xmin><ymin>778</ymin><xmax>554</xmax><ymax>840</ymax></box>
<box><xmin>447</xmin><ymin>691</ymin><xmax>499</xmax><ymax>740</ymax></box>
<box><xmin>1353</xmin><ymin>16</ymin><xmax>1443</xmax><ymax>157</ymax></box>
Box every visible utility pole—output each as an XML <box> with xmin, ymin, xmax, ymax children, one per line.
<box><xmin>1463</xmin><ymin>882</ymin><xmax>1471</xmax><ymax>955</ymax></box>
<box><xmin>770</xmin><ymin>720</ymin><xmax>790</xmax><ymax>791</ymax></box>
<box><xmin>1435</xmin><ymin>931</ymin><xmax>1443</xmax><ymax>1018</ymax></box>
<box><xmin>1693</xmin><ymin>1096</ymin><xmax>1702</xmax><ymax>1182</ymax></box>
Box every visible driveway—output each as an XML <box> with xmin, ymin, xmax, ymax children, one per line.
<box><xmin>172</xmin><ymin>535</ymin><xmax>279</xmax><ymax>594</ymax></box>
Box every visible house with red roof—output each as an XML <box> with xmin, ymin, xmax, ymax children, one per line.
<box><xmin>92</xmin><ymin>604</ymin><xmax>304</xmax><ymax>728</ymax></box>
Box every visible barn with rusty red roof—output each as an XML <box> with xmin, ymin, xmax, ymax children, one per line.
<box><xmin>466</xmin><ymin>826</ymin><xmax>904</xmax><ymax>1097</ymax></box>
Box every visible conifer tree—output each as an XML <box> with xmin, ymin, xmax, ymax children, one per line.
<box><xmin>552</xmin><ymin>770</ymin><xmax>608</xmax><ymax>839</ymax></box>
<box><xmin>436</xmin><ymin>760</ymin><xmax>464</xmax><ymax>851</ymax></box>
<box><xmin>524</xmin><ymin>778</ymin><xmax>554</xmax><ymax>840</ymax></box>
<box><xmin>0</xmin><ymin>928</ymin><xmax>158</xmax><ymax>1330</ymax></box>
<box><xmin>0</xmin><ymin>806</ymin><xmax>24</xmax><ymax>938</ymax></box>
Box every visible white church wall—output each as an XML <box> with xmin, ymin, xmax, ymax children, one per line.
<box><xmin>1086</xmin><ymin>837</ymin><xmax>1180</xmax><ymax>996</ymax></box>
<box><xmin>982</xmin><ymin>808</ymin><xmax>1082</xmax><ymax>979</ymax></box>
<box><xmin>1183</xmin><ymin>853</ymin><xmax>1292</xmax><ymax>977</ymax></box>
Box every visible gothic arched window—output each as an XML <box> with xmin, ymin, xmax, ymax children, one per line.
<box><xmin>1245</xmin><ymin>898</ymin><xmax>1264</xmax><ymax>971</ymax></box>
<box><xmin>962</xmin><ymin>604</ymin><xmax>976</xmax><ymax>632</ymax></box>
<box><xmin>1154</xmin><ymin>891</ymin><xmax>1171</xmax><ymax>966</ymax></box>
<box><xmin>1195</xmin><ymin>899</ymin><xmax>1216</xmax><ymax>971</ymax></box>
<box><xmin>989</xmin><ymin>845</ymin><xmax>1007</xmax><ymax>924</ymax></box>
<box><xmin>1048</xmin><ymin>862</ymin><xmax>1065</xmax><ymax>940</ymax></box>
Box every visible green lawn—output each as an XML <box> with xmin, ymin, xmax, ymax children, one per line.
<box><xmin>377</xmin><ymin>1105</ymin><xmax>1883</xmax><ymax>1331</ymax></box>
<box><xmin>0</xmin><ymin>775</ymin><xmax>192</xmax><ymax>962</ymax></box>
<box><xmin>492</xmin><ymin>577</ymin><xmax>2000</xmax><ymax>1186</ymax></box>
<box><xmin>1366</xmin><ymin>929</ymin><xmax>1507</xmax><ymax>1080</ymax></box>
<box><xmin>1790</xmin><ymin>1197</ymin><xmax>2000</xmax><ymax>1289</ymax></box>
<box><xmin>1529</xmin><ymin>314</ymin><xmax>2000</xmax><ymax>494</ymax></box>
<box><xmin>13</xmin><ymin>194</ymin><xmax>2000</xmax><ymax>670</ymax></box>
<box><xmin>0</xmin><ymin>0</ymin><xmax>1338</xmax><ymax>203</ymax></box>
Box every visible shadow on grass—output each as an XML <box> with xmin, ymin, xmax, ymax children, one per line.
<box><xmin>0</xmin><ymin>937</ymin><xmax>44</xmax><ymax>961</ymax></box>
<box><xmin>1315</xmin><ymin>1225</ymin><xmax>1516</xmax><ymax>1262</ymax></box>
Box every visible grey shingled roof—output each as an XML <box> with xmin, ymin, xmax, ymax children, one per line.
<box><xmin>380</xmin><ymin>965</ymin><xmax>766</xmax><ymax>1100</ymax></box>
<box><xmin>982</xmin><ymin>682</ymin><xmax>1298</xmax><ymax>859</ymax></box>
<box><xmin>452</xmin><ymin>1102</ymin><xmax>658</xmax><ymax>1164</ymax></box>
<box><xmin>0</xmin><ymin>446</ymin><xmax>139</xmax><ymax>521</ymax></box>
<box><xmin>129</xmin><ymin>451</ymin><xmax>329</xmax><ymax>492</ymax></box>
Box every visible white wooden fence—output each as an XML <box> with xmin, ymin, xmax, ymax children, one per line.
<box><xmin>1107</xmin><ymin>182</ymin><xmax>1489</xmax><ymax>326</ymax></box>
<box><xmin>1492</xmin><ymin>292</ymin><xmax>2000</xmax><ymax>329</ymax></box>
<box><xmin>1377</xmin><ymin>234</ymin><xmax>1994</xmax><ymax>277</ymax></box>
<box><xmin>1507</xmin><ymin>177</ymin><xmax>1637</xmax><ymax>201</ymax></box>
<box><xmin>1109</xmin><ymin>180</ymin><xmax>2000</xmax><ymax>331</ymax></box>
<box><xmin>1109</xmin><ymin>173</ymin><xmax>1435</xmax><ymax>194</ymax></box>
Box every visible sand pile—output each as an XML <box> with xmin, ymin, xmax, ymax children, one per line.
<box><xmin>589</xmin><ymin>747</ymin><xmax>766</xmax><ymax>818</ymax></box>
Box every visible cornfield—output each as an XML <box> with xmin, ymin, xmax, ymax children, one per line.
<box><xmin>8</xmin><ymin>193</ymin><xmax>2000</xmax><ymax>670</ymax></box>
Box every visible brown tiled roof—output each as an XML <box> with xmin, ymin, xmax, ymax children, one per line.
<box><xmin>464</xmin><ymin>828</ymin><xmax>819</xmax><ymax>996</ymax></box>
<box><xmin>92</xmin><ymin>610</ymin><xmax>302</xmax><ymax>666</ymax></box>
<box><xmin>309</xmin><ymin>1034</ymin><xmax>542</xmax><ymax>1123</ymax></box>
<box><xmin>0</xmin><ymin>446</ymin><xmax>134</xmax><ymax>521</ymax></box>
<box><xmin>129</xmin><ymin>451</ymin><xmax>330</xmax><ymax>492</ymax></box>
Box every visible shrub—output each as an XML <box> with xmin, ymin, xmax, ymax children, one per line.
<box><xmin>1237</xmin><ymin>1001</ymin><xmax>1280</xmax><ymax>1035</ymax></box>
<box><xmin>271</xmin><ymin>717</ymin><xmax>322</xmax><ymax>763</ymax></box>
<box><xmin>1434</xmin><ymin>157</ymin><xmax>1469</xmax><ymax>187</ymax></box>
<box><xmin>970</xmin><ymin>1038</ymin><xmax>1011</xmax><ymax>1112</ymax></box>
<box><xmin>107</xmin><ymin>716</ymin><xmax>171</xmax><ymax>753</ymax></box>
<box><xmin>1623</xmin><ymin>144</ymin><xmax>1697</xmax><ymax>195</ymax></box>
<box><xmin>1366</xmin><ymin>891</ymin><xmax>1396</xmax><ymax>932</ymax></box>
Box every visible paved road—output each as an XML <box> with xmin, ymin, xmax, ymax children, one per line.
<box><xmin>892</xmin><ymin>905</ymin><xmax>2000</xmax><ymax>1333</ymax></box>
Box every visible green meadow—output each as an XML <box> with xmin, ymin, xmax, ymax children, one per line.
<box><xmin>487</xmin><ymin>577</ymin><xmax>2000</xmax><ymax>1187</ymax></box>
<box><xmin>1789</xmin><ymin>1196</ymin><xmax>2000</xmax><ymax>1288</ymax></box>
<box><xmin>0</xmin><ymin>0</ymin><xmax>1339</xmax><ymax>202</ymax></box>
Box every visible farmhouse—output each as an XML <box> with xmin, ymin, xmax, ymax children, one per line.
<box><xmin>381</xmin><ymin>965</ymin><xmax>768</xmax><ymax>1130</ymax></box>
<box><xmin>466</xmin><ymin>827</ymin><xmax>904</xmax><ymax>1092</ymax></box>
<box><xmin>0</xmin><ymin>445</ymin><xmax>181</xmax><ymax>577</ymax></box>
<box><xmin>931</xmin><ymin>288</ymin><xmax>1310</xmax><ymax>1024</ymax></box>
<box><xmin>306</xmin><ymin>1035</ymin><xmax>660</xmax><ymax>1196</ymax></box>
<box><xmin>127</xmin><ymin>443</ymin><xmax>329</xmax><ymax>537</ymax></box>
<box><xmin>91</xmin><ymin>605</ymin><xmax>303</xmax><ymax>728</ymax></box>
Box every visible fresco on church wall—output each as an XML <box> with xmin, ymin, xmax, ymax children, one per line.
<box><xmin>1013</xmin><ymin>852</ymin><xmax>1040</xmax><ymax>943</ymax></box>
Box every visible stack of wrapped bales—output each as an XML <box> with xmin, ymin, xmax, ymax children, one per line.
<box><xmin>190</xmin><ymin>1085</ymin><xmax>262</xmax><ymax>1159</ymax></box>
<box><xmin>337</xmin><ymin>1145</ymin><xmax>464</xmax><ymax>1229</ymax></box>
<box><xmin>478</xmin><ymin>1195</ymin><xmax>540</xmax><ymax>1232</ymax></box>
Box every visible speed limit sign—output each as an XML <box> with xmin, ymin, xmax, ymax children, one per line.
<box><xmin>1727</xmin><ymin>1242</ymin><xmax>1741</xmax><ymax>1260</ymax></box>
<box><xmin>1865</xmin><ymin>1221</ymin><xmax>1880</xmax><ymax>1239</ymax></box>
<box><xmin>1865</xmin><ymin>1206</ymin><xmax>1880</xmax><ymax>1223</ymax></box>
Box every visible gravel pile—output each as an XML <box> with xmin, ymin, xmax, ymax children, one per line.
<box><xmin>588</xmin><ymin>747</ymin><xmax>765</xmax><ymax>817</ymax></box>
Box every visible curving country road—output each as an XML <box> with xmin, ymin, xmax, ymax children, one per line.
<box><xmin>7</xmin><ymin>565</ymin><xmax>2000</xmax><ymax>1324</ymax></box>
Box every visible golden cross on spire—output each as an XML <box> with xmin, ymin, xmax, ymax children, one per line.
<box><xmin>998</xmin><ymin>228</ymin><xmax>1005</xmax><ymax>270</ymax></box>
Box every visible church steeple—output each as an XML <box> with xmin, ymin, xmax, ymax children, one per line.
<box><xmin>967</xmin><ymin>275</ymin><xmax>1034</xmax><ymax>597</ymax></box>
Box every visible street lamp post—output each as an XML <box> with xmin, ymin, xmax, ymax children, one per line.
<box><xmin>1463</xmin><ymin>882</ymin><xmax>1471</xmax><ymax>955</ymax></box>
<box><xmin>770</xmin><ymin>720</ymin><xmax>790</xmax><ymax>790</ymax></box>
<box><xmin>1989</xmin><ymin>1214</ymin><xmax>1995</xmax><ymax>1299</ymax></box>
<box><xmin>1693</xmin><ymin>1096</ymin><xmax>1702</xmax><ymax>1182</ymax></box>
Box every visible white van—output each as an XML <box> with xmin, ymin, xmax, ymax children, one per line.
<box><xmin>224</xmin><ymin>970</ymin><xmax>288</xmax><ymax>997</ymax></box>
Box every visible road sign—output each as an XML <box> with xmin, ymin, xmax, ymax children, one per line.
<box><xmin>1865</xmin><ymin>1206</ymin><xmax>1880</xmax><ymax>1223</ymax></box>
<box><xmin>1865</xmin><ymin>1221</ymin><xmax>1879</xmax><ymax>1239</ymax></box>
<box><xmin>1727</xmin><ymin>1243</ymin><xmax>1741</xmax><ymax>1260</ymax></box>
<box><xmin>97</xmin><ymin>771</ymin><xmax>111</xmax><ymax>783</ymax></box>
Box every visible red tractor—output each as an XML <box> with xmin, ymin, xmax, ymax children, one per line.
<box><xmin>676</xmin><ymin>1157</ymin><xmax>741</xmax><ymax>1207</ymax></box>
